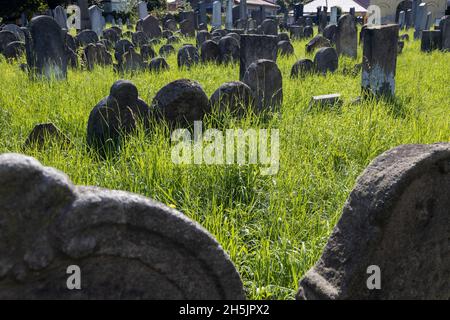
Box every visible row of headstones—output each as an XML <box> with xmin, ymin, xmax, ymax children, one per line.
<box><xmin>420</xmin><ymin>15</ymin><xmax>450</xmax><ymax>52</ymax></box>
<box><xmin>1</xmin><ymin>142</ymin><xmax>448</xmax><ymax>299</ymax></box>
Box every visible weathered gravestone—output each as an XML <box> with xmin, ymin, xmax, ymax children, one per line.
<box><xmin>330</xmin><ymin>6</ymin><xmax>338</xmax><ymax>25</ymax></box>
<box><xmin>24</xmin><ymin>16</ymin><xmax>67</xmax><ymax>80</ymax></box>
<box><xmin>314</xmin><ymin>47</ymin><xmax>338</xmax><ymax>74</ymax></box>
<box><xmin>201</xmin><ymin>40</ymin><xmax>220</xmax><ymax>62</ymax></box>
<box><xmin>261</xmin><ymin>19</ymin><xmax>278</xmax><ymax>36</ymax></box>
<box><xmin>239</xmin><ymin>34</ymin><xmax>278</xmax><ymax>80</ymax></box>
<box><xmin>0</xmin><ymin>153</ymin><xmax>246</xmax><ymax>299</ymax></box>
<box><xmin>277</xmin><ymin>40</ymin><xmax>294</xmax><ymax>56</ymax></box>
<box><xmin>212</xmin><ymin>1</ymin><xmax>222</xmax><ymax>29</ymax></box>
<box><xmin>148</xmin><ymin>57</ymin><xmax>169</xmax><ymax>72</ymax></box>
<box><xmin>84</xmin><ymin>43</ymin><xmax>112</xmax><ymax>70</ymax></box>
<box><xmin>226</xmin><ymin>0</ymin><xmax>234</xmax><ymax>30</ymax></box>
<box><xmin>336</xmin><ymin>14</ymin><xmax>357</xmax><ymax>59</ymax></box>
<box><xmin>421</xmin><ymin>30</ymin><xmax>442</xmax><ymax>51</ymax></box>
<box><xmin>414</xmin><ymin>3</ymin><xmax>428</xmax><ymax>39</ymax></box>
<box><xmin>209</xmin><ymin>81</ymin><xmax>254</xmax><ymax>117</ymax></box>
<box><xmin>159</xmin><ymin>44</ymin><xmax>175</xmax><ymax>57</ymax></box>
<box><xmin>240</xmin><ymin>0</ymin><xmax>248</xmax><ymax>20</ymax></box>
<box><xmin>3</xmin><ymin>41</ymin><xmax>25</xmax><ymax>60</ymax></box>
<box><xmin>297</xmin><ymin>143</ymin><xmax>450</xmax><ymax>300</ymax></box>
<box><xmin>323</xmin><ymin>24</ymin><xmax>337</xmax><ymax>44</ymax></box>
<box><xmin>242</xmin><ymin>59</ymin><xmax>283</xmax><ymax>112</ymax></box>
<box><xmin>406</xmin><ymin>9</ymin><xmax>413</xmax><ymax>28</ymax></box>
<box><xmin>290</xmin><ymin>25</ymin><xmax>304</xmax><ymax>40</ymax></box>
<box><xmin>398</xmin><ymin>11</ymin><xmax>406</xmax><ymax>29</ymax></box>
<box><xmin>78</xmin><ymin>0</ymin><xmax>91</xmax><ymax>30</ymax></box>
<box><xmin>114</xmin><ymin>39</ymin><xmax>134</xmax><ymax>65</ymax></box>
<box><xmin>290</xmin><ymin>58</ymin><xmax>314</xmax><ymax>78</ymax></box>
<box><xmin>0</xmin><ymin>31</ymin><xmax>19</xmax><ymax>54</ymax></box>
<box><xmin>151</xmin><ymin>79</ymin><xmax>210</xmax><ymax>126</ymax></box>
<box><xmin>164</xmin><ymin>19</ymin><xmax>178</xmax><ymax>32</ymax></box>
<box><xmin>305</xmin><ymin>35</ymin><xmax>331</xmax><ymax>53</ymax></box>
<box><xmin>102</xmin><ymin>28</ymin><xmax>121</xmax><ymax>45</ymax></box>
<box><xmin>132</xmin><ymin>31</ymin><xmax>149</xmax><ymax>48</ymax></box>
<box><xmin>53</xmin><ymin>6</ymin><xmax>67</xmax><ymax>29</ymax></box>
<box><xmin>440</xmin><ymin>15</ymin><xmax>450</xmax><ymax>51</ymax></box>
<box><xmin>180</xmin><ymin>19</ymin><xmax>196</xmax><ymax>38</ymax></box>
<box><xmin>177</xmin><ymin>45</ymin><xmax>200</xmax><ymax>69</ymax></box>
<box><xmin>76</xmin><ymin>30</ymin><xmax>99</xmax><ymax>46</ymax></box>
<box><xmin>196</xmin><ymin>30</ymin><xmax>212</xmax><ymax>47</ymax></box>
<box><xmin>198</xmin><ymin>1</ymin><xmax>207</xmax><ymax>25</ymax></box>
<box><xmin>122</xmin><ymin>48</ymin><xmax>145</xmax><ymax>73</ymax></box>
<box><xmin>361</xmin><ymin>24</ymin><xmax>399</xmax><ymax>98</ymax></box>
<box><xmin>24</xmin><ymin>123</ymin><xmax>69</xmax><ymax>148</ymax></box>
<box><xmin>2</xmin><ymin>24</ymin><xmax>25</xmax><ymax>41</ymax></box>
<box><xmin>89</xmin><ymin>5</ymin><xmax>104</xmax><ymax>37</ymax></box>
<box><xmin>218</xmin><ymin>36</ymin><xmax>240</xmax><ymax>63</ymax></box>
<box><xmin>142</xmin><ymin>15</ymin><xmax>162</xmax><ymax>38</ymax></box>
<box><xmin>304</xmin><ymin>25</ymin><xmax>314</xmax><ymax>38</ymax></box>
<box><xmin>87</xmin><ymin>80</ymin><xmax>152</xmax><ymax>153</ymax></box>
<box><xmin>140</xmin><ymin>44</ymin><xmax>156</xmax><ymax>61</ymax></box>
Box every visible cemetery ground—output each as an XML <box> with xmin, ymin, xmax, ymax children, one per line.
<box><xmin>0</xmin><ymin>27</ymin><xmax>449</xmax><ymax>300</ymax></box>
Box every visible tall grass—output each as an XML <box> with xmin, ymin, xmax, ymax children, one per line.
<box><xmin>0</xmin><ymin>28</ymin><xmax>449</xmax><ymax>299</ymax></box>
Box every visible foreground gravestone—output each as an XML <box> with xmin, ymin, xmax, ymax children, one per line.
<box><xmin>361</xmin><ymin>24</ymin><xmax>399</xmax><ymax>98</ymax></box>
<box><xmin>87</xmin><ymin>80</ymin><xmax>151</xmax><ymax>153</ymax></box>
<box><xmin>297</xmin><ymin>143</ymin><xmax>450</xmax><ymax>300</ymax></box>
<box><xmin>239</xmin><ymin>34</ymin><xmax>278</xmax><ymax>80</ymax></box>
<box><xmin>0</xmin><ymin>153</ymin><xmax>246</xmax><ymax>299</ymax></box>
<box><xmin>209</xmin><ymin>81</ymin><xmax>254</xmax><ymax>116</ymax></box>
<box><xmin>151</xmin><ymin>79</ymin><xmax>210</xmax><ymax>126</ymax></box>
<box><xmin>440</xmin><ymin>16</ymin><xmax>450</xmax><ymax>51</ymax></box>
<box><xmin>243</xmin><ymin>59</ymin><xmax>282</xmax><ymax>112</ymax></box>
<box><xmin>25</xmin><ymin>16</ymin><xmax>67</xmax><ymax>80</ymax></box>
<box><xmin>336</xmin><ymin>14</ymin><xmax>357</xmax><ymax>59</ymax></box>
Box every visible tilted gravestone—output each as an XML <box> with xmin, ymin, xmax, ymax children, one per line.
<box><xmin>114</xmin><ymin>39</ymin><xmax>134</xmax><ymax>65</ymax></box>
<box><xmin>305</xmin><ymin>35</ymin><xmax>331</xmax><ymax>53</ymax></box>
<box><xmin>361</xmin><ymin>24</ymin><xmax>399</xmax><ymax>98</ymax></box>
<box><xmin>87</xmin><ymin>80</ymin><xmax>152</xmax><ymax>153</ymax></box>
<box><xmin>414</xmin><ymin>3</ymin><xmax>428</xmax><ymax>39</ymax></box>
<box><xmin>142</xmin><ymin>15</ymin><xmax>162</xmax><ymax>39</ymax></box>
<box><xmin>24</xmin><ymin>16</ymin><xmax>67</xmax><ymax>80</ymax></box>
<box><xmin>151</xmin><ymin>79</ymin><xmax>210</xmax><ymax>126</ymax></box>
<box><xmin>336</xmin><ymin>14</ymin><xmax>357</xmax><ymax>59</ymax></box>
<box><xmin>239</xmin><ymin>34</ymin><xmax>278</xmax><ymax>80</ymax></box>
<box><xmin>122</xmin><ymin>48</ymin><xmax>145</xmax><ymax>73</ymax></box>
<box><xmin>196</xmin><ymin>30</ymin><xmax>211</xmax><ymax>47</ymax></box>
<box><xmin>209</xmin><ymin>81</ymin><xmax>254</xmax><ymax>117</ymax></box>
<box><xmin>297</xmin><ymin>143</ymin><xmax>450</xmax><ymax>300</ymax></box>
<box><xmin>242</xmin><ymin>59</ymin><xmax>283</xmax><ymax>112</ymax></box>
<box><xmin>102</xmin><ymin>28</ymin><xmax>121</xmax><ymax>45</ymax></box>
<box><xmin>303</xmin><ymin>25</ymin><xmax>314</xmax><ymax>38</ymax></box>
<box><xmin>0</xmin><ymin>153</ymin><xmax>245</xmax><ymax>299</ymax></box>
<box><xmin>212</xmin><ymin>1</ymin><xmax>222</xmax><ymax>28</ymax></box>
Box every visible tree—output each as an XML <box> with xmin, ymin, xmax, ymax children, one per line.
<box><xmin>0</xmin><ymin>0</ymin><xmax>68</xmax><ymax>22</ymax></box>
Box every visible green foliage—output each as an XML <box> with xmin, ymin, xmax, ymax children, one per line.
<box><xmin>0</xmin><ymin>28</ymin><xmax>449</xmax><ymax>299</ymax></box>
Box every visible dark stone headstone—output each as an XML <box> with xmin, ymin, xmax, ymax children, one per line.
<box><xmin>261</xmin><ymin>19</ymin><xmax>278</xmax><ymax>36</ymax></box>
<box><xmin>239</xmin><ymin>34</ymin><xmax>278</xmax><ymax>80</ymax></box>
<box><xmin>151</xmin><ymin>79</ymin><xmax>209</xmax><ymax>126</ymax></box>
<box><xmin>440</xmin><ymin>15</ymin><xmax>450</xmax><ymax>51</ymax></box>
<box><xmin>314</xmin><ymin>47</ymin><xmax>338</xmax><ymax>74</ymax></box>
<box><xmin>421</xmin><ymin>30</ymin><xmax>442</xmax><ymax>52</ymax></box>
<box><xmin>290</xmin><ymin>26</ymin><xmax>304</xmax><ymax>40</ymax></box>
<box><xmin>3</xmin><ymin>41</ymin><xmax>25</xmax><ymax>60</ymax></box>
<box><xmin>336</xmin><ymin>14</ymin><xmax>357</xmax><ymax>59</ymax></box>
<box><xmin>159</xmin><ymin>44</ymin><xmax>175</xmax><ymax>57</ymax></box>
<box><xmin>323</xmin><ymin>24</ymin><xmax>337</xmax><ymax>44</ymax></box>
<box><xmin>218</xmin><ymin>36</ymin><xmax>240</xmax><ymax>63</ymax></box>
<box><xmin>24</xmin><ymin>16</ymin><xmax>67</xmax><ymax>80</ymax></box>
<box><xmin>201</xmin><ymin>40</ymin><xmax>220</xmax><ymax>63</ymax></box>
<box><xmin>303</xmin><ymin>26</ymin><xmax>314</xmax><ymax>38</ymax></box>
<box><xmin>24</xmin><ymin>123</ymin><xmax>69</xmax><ymax>148</ymax></box>
<box><xmin>290</xmin><ymin>59</ymin><xmax>314</xmax><ymax>78</ymax></box>
<box><xmin>102</xmin><ymin>28</ymin><xmax>120</xmax><ymax>45</ymax></box>
<box><xmin>114</xmin><ymin>39</ymin><xmax>134</xmax><ymax>65</ymax></box>
<box><xmin>76</xmin><ymin>30</ymin><xmax>99</xmax><ymax>46</ymax></box>
<box><xmin>132</xmin><ymin>31</ymin><xmax>149</xmax><ymax>48</ymax></box>
<box><xmin>180</xmin><ymin>19</ymin><xmax>196</xmax><ymax>38</ymax></box>
<box><xmin>277</xmin><ymin>40</ymin><xmax>294</xmax><ymax>56</ymax></box>
<box><xmin>242</xmin><ymin>59</ymin><xmax>282</xmax><ymax>112</ymax></box>
<box><xmin>196</xmin><ymin>30</ymin><xmax>211</xmax><ymax>47</ymax></box>
<box><xmin>148</xmin><ymin>57</ymin><xmax>169</xmax><ymax>72</ymax></box>
<box><xmin>306</xmin><ymin>35</ymin><xmax>331</xmax><ymax>53</ymax></box>
<box><xmin>297</xmin><ymin>143</ymin><xmax>450</xmax><ymax>300</ymax></box>
<box><xmin>0</xmin><ymin>31</ymin><xmax>19</xmax><ymax>54</ymax></box>
<box><xmin>294</xmin><ymin>3</ymin><xmax>304</xmax><ymax>21</ymax></box>
<box><xmin>122</xmin><ymin>48</ymin><xmax>144</xmax><ymax>73</ymax></box>
<box><xmin>209</xmin><ymin>81</ymin><xmax>254</xmax><ymax>116</ymax></box>
<box><xmin>0</xmin><ymin>153</ymin><xmax>245</xmax><ymax>299</ymax></box>
<box><xmin>142</xmin><ymin>15</ymin><xmax>162</xmax><ymax>38</ymax></box>
<box><xmin>361</xmin><ymin>24</ymin><xmax>399</xmax><ymax>98</ymax></box>
<box><xmin>177</xmin><ymin>45</ymin><xmax>200</xmax><ymax>69</ymax></box>
<box><xmin>140</xmin><ymin>44</ymin><xmax>156</xmax><ymax>61</ymax></box>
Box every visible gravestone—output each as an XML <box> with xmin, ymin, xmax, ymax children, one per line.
<box><xmin>177</xmin><ymin>45</ymin><xmax>200</xmax><ymax>69</ymax></box>
<box><xmin>290</xmin><ymin>58</ymin><xmax>314</xmax><ymax>78</ymax></box>
<box><xmin>323</xmin><ymin>24</ymin><xmax>337</xmax><ymax>44</ymax></box>
<box><xmin>425</xmin><ymin>12</ymin><xmax>433</xmax><ymax>30</ymax></box>
<box><xmin>148</xmin><ymin>57</ymin><xmax>169</xmax><ymax>72</ymax></box>
<box><xmin>226</xmin><ymin>0</ymin><xmax>234</xmax><ymax>30</ymax></box>
<box><xmin>440</xmin><ymin>15</ymin><xmax>450</xmax><ymax>51</ymax></box>
<box><xmin>151</xmin><ymin>79</ymin><xmax>210</xmax><ymax>126</ymax></box>
<box><xmin>294</xmin><ymin>3</ymin><xmax>304</xmax><ymax>21</ymax></box>
<box><xmin>140</xmin><ymin>44</ymin><xmax>156</xmax><ymax>61</ymax></box>
<box><xmin>314</xmin><ymin>47</ymin><xmax>338</xmax><ymax>74</ymax></box>
<box><xmin>336</xmin><ymin>14</ymin><xmax>357</xmax><ymax>59</ymax></box>
<box><xmin>297</xmin><ymin>143</ymin><xmax>450</xmax><ymax>300</ymax></box>
<box><xmin>180</xmin><ymin>19</ymin><xmax>195</xmax><ymax>37</ymax></box>
<box><xmin>349</xmin><ymin>7</ymin><xmax>355</xmax><ymax>16</ymax></box>
<box><xmin>290</xmin><ymin>25</ymin><xmax>304</xmax><ymax>40</ymax></box>
<box><xmin>406</xmin><ymin>9</ymin><xmax>413</xmax><ymax>28</ymax></box>
<box><xmin>3</xmin><ymin>41</ymin><xmax>25</xmax><ymax>60</ymax></box>
<box><xmin>196</xmin><ymin>30</ymin><xmax>212</xmax><ymax>47</ymax></box>
<box><xmin>25</xmin><ymin>16</ymin><xmax>67</xmax><ymax>80</ymax></box>
<box><xmin>414</xmin><ymin>3</ymin><xmax>428</xmax><ymax>39</ymax></box>
<box><xmin>103</xmin><ymin>28</ymin><xmax>120</xmax><ymax>44</ymax></box>
<box><xmin>2</xmin><ymin>24</ymin><xmax>25</xmax><ymax>41</ymax></box>
<box><xmin>277</xmin><ymin>40</ymin><xmax>294</xmax><ymax>56</ymax></box>
<box><xmin>24</xmin><ymin>123</ymin><xmax>69</xmax><ymax>148</ymax></box>
<box><xmin>87</xmin><ymin>80</ymin><xmax>151</xmax><ymax>152</ymax></box>
<box><xmin>242</xmin><ymin>59</ymin><xmax>282</xmax><ymax>112</ymax></box>
<box><xmin>308</xmin><ymin>93</ymin><xmax>342</xmax><ymax>111</ymax></box>
<box><xmin>319</xmin><ymin>10</ymin><xmax>327</xmax><ymax>33</ymax></box>
<box><xmin>305</xmin><ymin>35</ymin><xmax>331</xmax><ymax>53</ymax></box>
<box><xmin>240</xmin><ymin>0</ymin><xmax>248</xmax><ymax>20</ymax></box>
<box><xmin>114</xmin><ymin>39</ymin><xmax>134</xmax><ymax>65</ymax></box>
<box><xmin>164</xmin><ymin>19</ymin><xmax>178</xmax><ymax>32</ymax></box>
<box><xmin>303</xmin><ymin>26</ymin><xmax>314</xmax><ymax>38</ymax></box>
<box><xmin>421</xmin><ymin>30</ymin><xmax>442</xmax><ymax>52</ymax></box>
<box><xmin>159</xmin><ymin>44</ymin><xmax>175</xmax><ymax>57</ymax></box>
<box><xmin>138</xmin><ymin>1</ymin><xmax>148</xmax><ymax>20</ymax></box>
<box><xmin>142</xmin><ymin>15</ymin><xmax>161</xmax><ymax>38</ymax></box>
<box><xmin>330</xmin><ymin>6</ymin><xmax>338</xmax><ymax>25</ymax></box>
<box><xmin>0</xmin><ymin>31</ymin><xmax>19</xmax><ymax>54</ymax></box>
<box><xmin>201</xmin><ymin>40</ymin><xmax>220</xmax><ymax>62</ymax></box>
<box><xmin>180</xmin><ymin>11</ymin><xmax>196</xmax><ymax>29</ymax></box>
<box><xmin>209</xmin><ymin>81</ymin><xmax>254</xmax><ymax>117</ymax></box>
<box><xmin>398</xmin><ymin>11</ymin><xmax>406</xmax><ymax>29</ymax></box>
<box><xmin>132</xmin><ymin>31</ymin><xmax>149</xmax><ymax>48</ymax></box>
<box><xmin>0</xmin><ymin>153</ymin><xmax>246</xmax><ymax>299</ymax></box>
<box><xmin>361</xmin><ymin>24</ymin><xmax>399</xmax><ymax>98</ymax></box>
<box><xmin>261</xmin><ymin>19</ymin><xmax>278</xmax><ymax>36</ymax></box>
<box><xmin>218</xmin><ymin>36</ymin><xmax>240</xmax><ymax>63</ymax></box>
<box><xmin>78</xmin><ymin>0</ymin><xmax>91</xmax><ymax>30</ymax></box>
<box><xmin>76</xmin><ymin>30</ymin><xmax>99</xmax><ymax>46</ymax></box>
<box><xmin>89</xmin><ymin>5</ymin><xmax>104</xmax><ymax>37</ymax></box>
<box><xmin>239</xmin><ymin>34</ymin><xmax>278</xmax><ymax>80</ymax></box>
<box><xmin>199</xmin><ymin>2</ymin><xmax>207</xmax><ymax>25</ymax></box>
<box><xmin>212</xmin><ymin>1</ymin><xmax>222</xmax><ymax>28</ymax></box>
<box><xmin>53</xmin><ymin>6</ymin><xmax>67</xmax><ymax>29</ymax></box>
<box><xmin>122</xmin><ymin>48</ymin><xmax>144</xmax><ymax>72</ymax></box>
